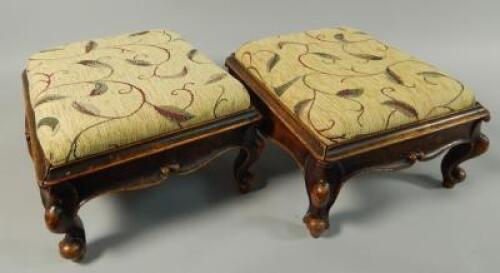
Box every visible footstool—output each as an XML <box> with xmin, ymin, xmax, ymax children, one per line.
<box><xmin>226</xmin><ymin>27</ymin><xmax>490</xmax><ymax>237</ymax></box>
<box><xmin>24</xmin><ymin>29</ymin><xmax>264</xmax><ymax>261</ymax></box>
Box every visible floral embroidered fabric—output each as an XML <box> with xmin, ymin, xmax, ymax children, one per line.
<box><xmin>27</xmin><ymin>30</ymin><xmax>251</xmax><ymax>166</ymax></box>
<box><xmin>235</xmin><ymin>27</ymin><xmax>475</xmax><ymax>145</ymax></box>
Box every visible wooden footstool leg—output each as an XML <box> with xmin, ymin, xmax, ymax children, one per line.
<box><xmin>40</xmin><ymin>184</ymin><xmax>86</xmax><ymax>261</ymax></box>
<box><xmin>234</xmin><ymin>126</ymin><xmax>265</xmax><ymax>193</ymax></box>
<box><xmin>441</xmin><ymin>122</ymin><xmax>489</xmax><ymax>188</ymax></box>
<box><xmin>302</xmin><ymin>157</ymin><xmax>343</xmax><ymax>238</ymax></box>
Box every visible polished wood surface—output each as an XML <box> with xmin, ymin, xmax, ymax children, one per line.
<box><xmin>226</xmin><ymin>54</ymin><xmax>490</xmax><ymax>238</ymax></box>
<box><xmin>23</xmin><ymin>69</ymin><xmax>264</xmax><ymax>261</ymax></box>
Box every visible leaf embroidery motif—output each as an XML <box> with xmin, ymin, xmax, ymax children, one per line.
<box><xmin>350</xmin><ymin>53</ymin><xmax>384</xmax><ymax>61</ymax></box>
<box><xmin>336</xmin><ymin>88</ymin><xmax>364</xmax><ymax>98</ymax></box>
<box><xmin>274</xmin><ymin>76</ymin><xmax>301</xmax><ymax>96</ymax></box>
<box><xmin>126</xmin><ymin>59</ymin><xmax>153</xmax><ymax>66</ymax></box>
<box><xmin>312</xmin><ymin>52</ymin><xmax>340</xmax><ymax>63</ymax></box>
<box><xmin>386</xmin><ymin>67</ymin><xmax>405</xmax><ymax>85</ymax></box>
<box><xmin>293</xmin><ymin>99</ymin><xmax>312</xmax><ymax>116</ymax></box>
<box><xmin>89</xmin><ymin>81</ymin><xmax>108</xmax><ymax>96</ymax></box>
<box><xmin>34</xmin><ymin>95</ymin><xmax>66</xmax><ymax>108</ymax></box>
<box><xmin>382</xmin><ymin>100</ymin><xmax>419</xmax><ymax>119</ymax></box>
<box><xmin>267</xmin><ymin>53</ymin><xmax>280</xmax><ymax>72</ymax></box>
<box><xmin>37</xmin><ymin>117</ymin><xmax>59</xmax><ymax>132</ymax></box>
<box><xmin>77</xmin><ymin>60</ymin><xmax>107</xmax><ymax>67</ymax></box>
<box><xmin>334</xmin><ymin>33</ymin><xmax>345</xmax><ymax>41</ymax></box>
<box><xmin>159</xmin><ymin>66</ymin><xmax>188</xmax><ymax>79</ymax></box>
<box><xmin>85</xmin><ymin>40</ymin><xmax>97</xmax><ymax>53</ymax></box>
<box><xmin>205</xmin><ymin>73</ymin><xmax>227</xmax><ymax>84</ymax></box>
<box><xmin>72</xmin><ymin>101</ymin><xmax>101</xmax><ymax>116</ymax></box>
<box><xmin>129</xmin><ymin>31</ymin><xmax>150</xmax><ymax>37</ymax></box>
<box><xmin>153</xmin><ymin>105</ymin><xmax>194</xmax><ymax>122</ymax></box>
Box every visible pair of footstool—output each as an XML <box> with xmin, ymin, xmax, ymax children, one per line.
<box><xmin>24</xmin><ymin>27</ymin><xmax>489</xmax><ymax>261</ymax></box>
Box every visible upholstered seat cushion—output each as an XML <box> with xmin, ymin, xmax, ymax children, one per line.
<box><xmin>235</xmin><ymin>27</ymin><xmax>475</xmax><ymax>145</ymax></box>
<box><xmin>27</xmin><ymin>30</ymin><xmax>251</xmax><ymax>167</ymax></box>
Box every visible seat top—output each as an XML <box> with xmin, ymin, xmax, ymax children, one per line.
<box><xmin>235</xmin><ymin>27</ymin><xmax>475</xmax><ymax>146</ymax></box>
<box><xmin>27</xmin><ymin>29</ymin><xmax>250</xmax><ymax>167</ymax></box>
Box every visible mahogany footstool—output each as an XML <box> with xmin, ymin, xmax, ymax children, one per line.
<box><xmin>23</xmin><ymin>29</ymin><xmax>264</xmax><ymax>261</ymax></box>
<box><xmin>226</xmin><ymin>27</ymin><xmax>490</xmax><ymax>238</ymax></box>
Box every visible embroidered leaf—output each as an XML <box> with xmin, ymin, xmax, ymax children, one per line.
<box><xmin>34</xmin><ymin>94</ymin><xmax>66</xmax><ymax>108</ymax></box>
<box><xmin>312</xmin><ymin>52</ymin><xmax>340</xmax><ymax>62</ymax></box>
<box><xmin>187</xmin><ymin>49</ymin><xmax>198</xmax><ymax>60</ymax></box>
<box><xmin>336</xmin><ymin>88</ymin><xmax>364</xmax><ymax>98</ymax></box>
<box><xmin>267</xmin><ymin>53</ymin><xmax>280</xmax><ymax>72</ymax></box>
<box><xmin>126</xmin><ymin>59</ymin><xmax>153</xmax><ymax>66</ymax></box>
<box><xmin>153</xmin><ymin>105</ymin><xmax>194</xmax><ymax>122</ymax></box>
<box><xmin>386</xmin><ymin>67</ymin><xmax>405</xmax><ymax>85</ymax></box>
<box><xmin>159</xmin><ymin>66</ymin><xmax>188</xmax><ymax>79</ymax></box>
<box><xmin>205</xmin><ymin>73</ymin><xmax>227</xmax><ymax>84</ymax></box>
<box><xmin>274</xmin><ymin>76</ymin><xmax>300</xmax><ymax>96</ymax></box>
<box><xmin>85</xmin><ymin>40</ymin><xmax>98</xmax><ymax>53</ymax></box>
<box><xmin>334</xmin><ymin>33</ymin><xmax>345</xmax><ymax>41</ymax></box>
<box><xmin>77</xmin><ymin>60</ymin><xmax>107</xmax><ymax>67</ymax></box>
<box><xmin>350</xmin><ymin>53</ymin><xmax>384</xmax><ymax>61</ymax></box>
<box><xmin>129</xmin><ymin>30</ymin><xmax>150</xmax><ymax>37</ymax></box>
<box><xmin>37</xmin><ymin>117</ymin><xmax>59</xmax><ymax>132</ymax></box>
<box><xmin>89</xmin><ymin>81</ymin><xmax>108</xmax><ymax>96</ymax></box>
<box><xmin>294</xmin><ymin>99</ymin><xmax>312</xmax><ymax>116</ymax></box>
<box><xmin>72</xmin><ymin>101</ymin><xmax>100</xmax><ymax>116</ymax></box>
<box><xmin>382</xmin><ymin>100</ymin><xmax>419</xmax><ymax>119</ymax></box>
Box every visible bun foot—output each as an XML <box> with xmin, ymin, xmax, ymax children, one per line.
<box><xmin>303</xmin><ymin>215</ymin><xmax>329</xmax><ymax>238</ymax></box>
<box><xmin>442</xmin><ymin>167</ymin><xmax>466</xmax><ymax>188</ymax></box>
<box><xmin>59</xmin><ymin>236</ymin><xmax>86</xmax><ymax>261</ymax></box>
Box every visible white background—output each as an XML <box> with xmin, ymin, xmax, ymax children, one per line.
<box><xmin>1</xmin><ymin>1</ymin><xmax>499</xmax><ymax>272</ymax></box>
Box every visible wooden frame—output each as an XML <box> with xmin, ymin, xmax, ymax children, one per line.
<box><xmin>23</xmin><ymin>71</ymin><xmax>265</xmax><ymax>261</ymax></box>
<box><xmin>226</xmin><ymin>55</ymin><xmax>490</xmax><ymax>238</ymax></box>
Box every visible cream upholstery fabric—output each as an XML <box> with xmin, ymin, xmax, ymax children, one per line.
<box><xmin>27</xmin><ymin>30</ymin><xmax>250</xmax><ymax>166</ymax></box>
<box><xmin>235</xmin><ymin>27</ymin><xmax>475</xmax><ymax>145</ymax></box>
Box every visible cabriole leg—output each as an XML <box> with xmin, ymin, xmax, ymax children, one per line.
<box><xmin>40</xmin><ymin>183</ymin><xmax>86</xmax><ymax>261</ymax></box>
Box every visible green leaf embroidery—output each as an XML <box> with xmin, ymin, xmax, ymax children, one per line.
<box><xmin>34</xmin><ymin>94</ymin><xmax>66</xmax><ymax>108</ymax></box>
<box><xmin>267</xmin><ymin>53</ymin><xmax>280</xmax><ymax>72</ymax></box>
<box><xmin>293</xmin><ymin>99</ymin><xmax>312</xmax><ymax>116</ymax></box>
<box><xmin>336</xmin><ymin>88</ymin><xmax>364</xmax><ymax>98</ymax></box>
<box><xmin>205</xmin><ymin>73</ymin><xmax>227</xmax><ymax>84</ymax></box>
<box><xmin>37</xmin><ymin>117</ymin><xmax>59</xmax><ymax>133</ymax></box>
<box><xmin>85</xmin><ymin>40</ymin><xmax>97</xmax><ymax>53</ymax></box>
<box><xmin>153</xmin><ymin>105</ymin><xmax>194</xmax><ymax>122</ymax></box>
<box><xmin>72</xmin><ymin>101</ymin><xmax>100</xmax><ymax>116</ymax></box>
<box><xmin>89</xmin><ymin>81</ymin><xmax>108</xmax><ymax>96</ymax></box>
<box><xmin>334</xmin><ymin>33</ymin><xmax>345</xmax><ymax>41</ymax></box>
<box><xmin>273</xmin><ymin>76</ymin><xmax>301</xmax><ymax>96</ymax></box>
